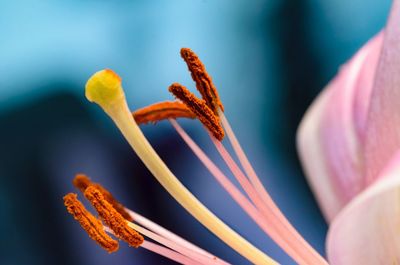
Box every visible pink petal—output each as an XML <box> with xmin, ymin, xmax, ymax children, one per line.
<box><xmin>297</xmin><ymin>33</ymin><xmax>383</xmax><ymax>222</ymax></box>
<box><xmin>327</xmin><ymin>150</ymin><xmax>400</xmax><ymax>265</ymax></box>
<box><xmin>364</xmin><ymin>0</ymin><xmax>400</xmax><ymax>185</ymax></box>
<box><xmin>297</xmin><ymin>87</ymin><xmax>343</xmax><ymax>222</ymax></box>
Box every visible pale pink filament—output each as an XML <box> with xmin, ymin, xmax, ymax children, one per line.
<box><xmin>125</xmin><ymin>209</ymin><xmax>228</xmax><ymax>264</ymax></box>
<box><xmin>220</xmin><ymin>113</ymin><xmax>269</xmax><ymax>200</ymax></box>
<box><xmin>170</xmin><ymin>119</ymin><xmax>289</xmax><ymax>241</ymax></box>
<box><xmin>171</xmin><ymin>118</ymin><xmax>327</xmax><ymax>265</ymax></box>
<box><xmin>105</xmin><ymin>220</ymin><xmax>219</xmax><ymax>265</ymax></box>
<box><xmin>142</xmin><ymin>241</ymin><xmax>201</xmax><ymax>265</ymax></box>
<box><xmin>211</xmin><ymin>134</ymin><xmax>326</xmax><ymax>264</ymax></box>
<box><xmin>171</xmin><ymin>119</ymin><xmax>302</xmax><ymax>263</ymax></box>
<box><xmin>219</xmin><ymin>113</ymin><xmax>327</xmax><ymax>265</ymax></box>
<box><xmin>128</xmin><ymin>221</ymin><xmax>220</xmax><ymax>265</ymax></box>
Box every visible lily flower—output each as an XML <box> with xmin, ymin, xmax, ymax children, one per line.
<box><xmin>65</xmin><ymin>2</ymin><xmax>400</xmax><ymax>260</ymax></box>
<box><xmin>297</xmin><ymin>0</ymin><xmax>400</xmax><ymax>263</ymax></box>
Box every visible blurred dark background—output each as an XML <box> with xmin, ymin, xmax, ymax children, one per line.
<box><xmin>0</xmin><ymin>1</ymin><xmax>391</xmax><ymax>264</ymax></box>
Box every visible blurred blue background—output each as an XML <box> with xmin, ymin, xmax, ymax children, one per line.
<box><xmin>0</xmin><ymin>0</ymin><xmax>391</xmax><ymax>264</ymax></box>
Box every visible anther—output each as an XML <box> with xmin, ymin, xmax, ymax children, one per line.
<box><xmin>73</xmin><ymin>174</ymin><xmax>133</xmax><ymax>221</ymax></box>
<box><xmin>84</xmin><ymin>186</ymin><xmax>144</xmax><ymax>248</ymax></box>
<box><xmin>169</xmin><ymin>83</ymin><xmax>224</xmax><ymax>140</ymax></box>
<box><xmin>63</xmin><ymin>193</ymin><xmax>119</xmax><ymax>253</ymax></box>
<box><xmin>133</xmin><ymin>101</ymin><xmax>196</xmax><ymax>124</ymax></box>
<box><xmin>180</xmin><ymin>48</ymin><xmax>224</xmax><ymax>114</ymax></box>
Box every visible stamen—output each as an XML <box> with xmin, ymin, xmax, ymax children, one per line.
<box><xmin>133</xmin><ymin>101</ymin><xmax>196</xmax><ymax>124</ymax></box>
<box><xmin>85</xmin><ymin>69</ymin><xmax>277</xmax><ymax>265</ymax></box>
<box><xmin>74</xmin><ymin>176</ymin><xmax>224</xmax><ymax>264</ymax></box>
<box><xmin>63</xmin><ymin>193</ymin><xmax>119</xmax><ymax>253</ymax></box>
<box><xmin>180</xmin><ymin>48</ymin><xmax>224</xmax><ymax>114</ymax></box>
<box><xmin>168</xmin><ymin>83</ymin><xmax>224</xmax><ymax>140</ymax></box>
<box><xmin>73</xmin><ymin>174</ymin><xmax>133</xmax><ymax>221</ymax></box>
<box><xmin>171</xmin><ymin>118</ymin><xmax>329</xmax><ymax>264</ymax></box>
<box><xmin>218</xmin><ymin>112</ymin><xmax>329</xmax><ymax>265</ymax></box>
<box><xmin>84</xmin><ymin>186</ymin><xmax>144</xmax><ymax>248</ymax></box>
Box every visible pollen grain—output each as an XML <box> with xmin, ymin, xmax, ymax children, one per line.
<box><xmin>63</xmin><ymin>193</ymin><xmax>119</xmax><ymax>253</ymax></box>
<box><xmin>133</xmin><ymin>101</ymin><xmax>196</xmax><ymax>124</ymax></box>
<box><xmin>73</xmin><ymin>174</ymin><xmax>133</xmax><ymax>222</ymax></box>
<box><xmin>169</xmin><ymin>83</ymin><xmax>224</xmax><ymax>140</ymax></box>
<box><xmin>180</xmin><ymin>48</ymin><xmax>224</xmax><ymax>114</ymax></box>
<box><xmin>84</xmin><ymin>186</ymin><xmax>144</xmax><ymax>248</ymax></box>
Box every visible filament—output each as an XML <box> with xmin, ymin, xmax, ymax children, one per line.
<box><xmin>142</xmin><ymin>241</ymin><xmax>201</xmax><ymax>265</ymax></box>
<box><xmin>170</xmin><ymin>119</ymin><xmax>303</xmax><ymax>262</ymax></box>
<box><xmin>125</xmin><ymin>208</ymin><xmax>230</xmax><ymax>265</ymax></box>
<box><xmin>127</xmin><ymin>221</ymin><xmax>220</xmax><ymax>265</ymax></box>
<box><xmin>219</xmin><ymin>112</ymin><xmax>328</xmax><ymax>265</ymax></box>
